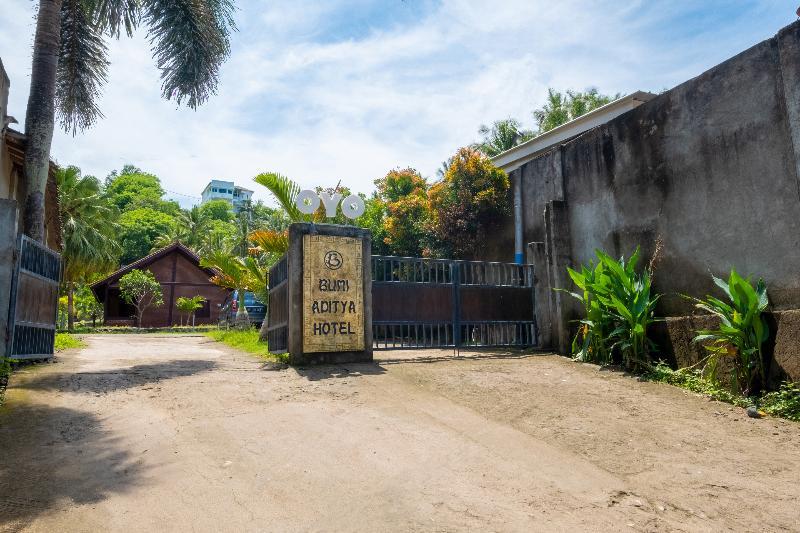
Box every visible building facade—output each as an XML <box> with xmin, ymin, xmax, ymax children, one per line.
<box><xmin>90</xmin><ymin>242</ymin><xmax>230</xmax><ymax>327</ymax></box>
<box><xmin>200</xmin><ymin>179</ymin><xmax>253</xmax><ymax>213</ymax></box>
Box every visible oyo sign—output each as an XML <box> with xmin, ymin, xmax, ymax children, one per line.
<box><xmin>295</xmin><ymin>190</ymin><xmax>365</xmax><ymax>220</ymax></box>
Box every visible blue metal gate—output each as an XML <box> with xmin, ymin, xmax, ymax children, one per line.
<box><xmin>6</xmin><ymin>235</ymin><xmax>61</xmax><ymax>359</ymax></box>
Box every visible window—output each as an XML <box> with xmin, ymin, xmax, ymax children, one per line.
<box><xmin>212</xmin><ymin>187</ymin><xmax>217</xmax><ymax>192</ymax></box>
<box><xmin>196</xmin><ymin>300</ymin><xmax>211</xmax><ymax>318</ymax></box>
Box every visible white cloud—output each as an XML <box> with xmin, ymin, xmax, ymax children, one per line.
<box><xmin>0</xmin><ymin>0</ymin><xmax>794</xmax><ymax>207</ymax></box>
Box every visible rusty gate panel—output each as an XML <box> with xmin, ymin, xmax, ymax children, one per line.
<box><xmin>6</xmin><ymin>235</ymin><xmax>61</xmax><ymax>360</ymax></box>
<box><xmin>371</xmin><ymin>256</ymin><xmax>537</xmax><ymax>350</ymax></box>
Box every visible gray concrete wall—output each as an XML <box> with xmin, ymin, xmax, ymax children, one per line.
<box><xmin>0</xmin><ymin>199</ymin><xmax>18</xmax><ymax>357</ymax></box>
<box><xmin>516</xmin><ymin>20</ymin><xmax>800</xmax><ymax>319</ymax></box>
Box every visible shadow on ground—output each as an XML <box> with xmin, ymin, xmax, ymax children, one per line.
<box><xmin>16</xmin><ymin>360</ymin><xmax>217</xmax><ymax>394</ymax></box>
<box><xmin>0</xmin><ymin>404</ymin><xmax>147</xmax><ymax>529</ymax></box>
<box><xmin>375</xmin><ymin>349</ymin><xmax>550</xmax><ymax>365</ymax></box>
<box><xmin>294</xmin><ymin>363</ymin><xmax>387</xmax><ymax>381</ymax></box>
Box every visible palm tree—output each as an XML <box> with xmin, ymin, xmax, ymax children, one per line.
<box><xmin>474</xmin><ymin>119</ymin><xmax>535</xmax><ymax>157</ymax></box>
<box><xmin>248</xmin><ymin>172</ymin><xmax>310</xmax><ymax>257</ymax></box>
<box><xmin>152</xmin><ymin>205</ymin><xmax>207</xmax><ymax>251</ymax></box>
<box><xmin>57</xmin><ymin>165</ymin><xmax>120</xmax><ymax>330</ymax></box>
<box><xmin>23</xmin><ymin>0</ymin><xmax>236</xmax><ymax>242</ymax></box>
<box><xmin>200</xmin><ymin>251</ymin><xmax>253</xmax><ymax>328</ymax></box>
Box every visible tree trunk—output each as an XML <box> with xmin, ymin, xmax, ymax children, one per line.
<box><xmin>235</xmin><ymin>290</ymin><xmax>249</xmax><ymax>329</ymax></box>
<box><xmin>67</xmin><ymin>281</ymin><xmax>74</xmax><ymax>331</ymax></box>
<box><xmin>258</xmin><ymin>313</ymin><xmax>269</xmax><ymax>342</ymax></box>
<box><xmin>23</xmin><ymin>0</ymin><xmax>63</xmax><ymax>242</ymax></box>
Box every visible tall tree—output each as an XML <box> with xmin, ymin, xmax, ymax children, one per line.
<box><xmin>427</xmin><ymin>147</ymin><xmax>511</xmax><ymax>259</ymax></box>
<box><xmin>56</xmin><ymin>165</ymin><xmax>119</xmax><ymax>330</ymax></box>
<box><xmin>22</xmin><ymin>0</ymin><xmax>236</xmax><ymax>242</ymax></box>
<box><xmin>374</xmin><ymin>168</ymin><xmax>429</xmax><ymax>257</ymax></box>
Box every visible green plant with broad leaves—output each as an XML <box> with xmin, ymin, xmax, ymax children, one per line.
<box><xmin>684</xmin><ymin>269</ymin><xmax>769</xmax><ymax>396</ymax></box>
<box><xmin>562</xmin><ymin>247</ymin><xmax>660</xmax><ymax>370</ymax></box>
<box><xmin>562</xmin><ymin>261</ymin><xmax>614</xmax><ymax>365</ymax></box>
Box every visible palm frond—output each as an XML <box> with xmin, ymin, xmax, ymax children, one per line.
<box><xmin>142</xmin><ymin>0</ymin><xmax>237</xmax><ymax>109</ymax></box>
<box><xmin>249</xmin><ymin>229</ymin><xmax>288</xmax><ymax>255</ymax></box>
<box><xmin>57</xmin><ymin>0</ymin><xmax>110</xmax><ymax>134</ymax></box>
<box><xmin>92</xmin><ymin>0</ymin><xmax>139</xmax><ymax>37</ymax></box>
<box><xmin>253</xmin><ymin>172</ymin><xmax>305</xmax><ymax>222</ymax></box>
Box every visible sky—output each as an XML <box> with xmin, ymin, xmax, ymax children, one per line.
<box><xmin>0</xmin><ymin>1</ymin><xmax>796</xmax><ymax>207</ymax></box>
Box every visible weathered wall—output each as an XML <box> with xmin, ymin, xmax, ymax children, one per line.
<box><xmin>516</xmin><ymin>21</ymin><xmax>800</xmax><ymax>323</ymax></box>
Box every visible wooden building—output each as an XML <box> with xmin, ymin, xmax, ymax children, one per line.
<box><xmin>90</xmin><ymin>242</ymin><xmax>229</xmax><ymax>327</ymax></box>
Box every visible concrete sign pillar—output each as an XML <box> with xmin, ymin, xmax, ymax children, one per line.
<box><xmin>286</xmin><ymin>223</ymin><xmax>372</xmax><ymax>365</ymax></box>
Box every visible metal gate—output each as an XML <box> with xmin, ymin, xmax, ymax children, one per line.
<box><xmin>6</xmin><ymin>235</ymin><xmax>61</xmax><ymax>359</ymax></box>
<box><xmin>371</xmin><ymin>256</ymin><xmax>537</xmax><ymax>350</ymax></box>
<box><xmin>266</xmin><ymin>255</ymin><xmax>289</xmax><ymax>353</ymax></box>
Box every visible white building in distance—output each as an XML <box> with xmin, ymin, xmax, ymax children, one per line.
<box><xmin>200</xmin><ymin>180</ymin><xmax>253</xmax><ymax>213</ymax></box>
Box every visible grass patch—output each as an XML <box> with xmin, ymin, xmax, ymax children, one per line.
<box><xmin>643</xmin><ymin>362</ymin><xmax>800</xmax><ymax>421</ymax></box>
<box><xmin>205</xmin><ymin>329</ymin><xmax>288</xmax><ymax>363</ymax></box>
<box><xmin>54</xmin><ymin>332</ymin><xmax>85</xmax><ymax>352</ymax></box>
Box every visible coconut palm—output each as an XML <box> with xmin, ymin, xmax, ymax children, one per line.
<box><xmin>22</xmin><ymin>0</ymin><xmax>236</xmax><ymax>242</ymax></box>
<box><xmin>200</xmin><ymin>251</ymin><xmax>253</xmax><ymax>328</ymax></box>
<box><xmin>57</xmin><ymin>165</ymin><xmax>120</xmax><ymax>330</ymax></box>
<box><xmin>152</xmin><ymin>205</ymin><xmax>207</xmax><ymax>251</ymax></box>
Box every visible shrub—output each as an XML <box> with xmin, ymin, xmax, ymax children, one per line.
<box><xmin>684</xmin><ymin>269</ymin><xmax>769</xmax><ymax>396</ymax></box>
<box><xmin>562</xmin><ymin>247</ymin><xmax>660</xmax><ymax>370</ymax></box>
<box><xmin>758</xmin><ymin>382</ymin><xmax>800</xmax><ymax>421</ymax></box>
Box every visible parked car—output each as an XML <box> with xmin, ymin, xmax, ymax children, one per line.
<box><xmin>219</xmin><ymin>290</ymin><xmax>266</xmax><ymax>328</ymax></box>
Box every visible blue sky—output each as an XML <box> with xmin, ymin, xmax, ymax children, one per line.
<box><xmin>0</xmin><ymin>1</ymin><xmax>795</xmax><ymax>206</ymax></box>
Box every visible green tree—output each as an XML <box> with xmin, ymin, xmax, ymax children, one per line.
<box><xmin>251</xmin><ymin>201</ymin><xmax>291</xmax><ymax>232</ymax></box>
<box><xmin>104</xmin><ymin>170</ymin><xmax>164</xmax><ymax>211</ymax></box>
<box><xmin>57</xmin><ymin>165</ymin><xmax>119</xmax><ymax>330</ymax></box>
<box><xmin>474</xmin><ymin>119</ymin><xmax>535</xmax><ymax>157</ymax></box>
<box><xmin>74</xmin><ymin>284</ymin><xmax>103</xmax><ymax>327</ymax></box>
<box><xmin>152</xmin><ymin>205</ymin><xmax>208</xmax><ymax>251</ymax></box>
<box><xmin>118</xmin><ymin>207</ymin><xmax>177</xmax><ymax>264</ymax></box>
<box><xmin>198</xmin><ymin>199</ymin><xmax>234</xmax><ymax>222</ymax></box>
<box><xmin>21</xmin><ymin>0</ymin><xmax>236</xmax><ymax>242</ymax></box>
<box><xmin>427</xmin><ymin>147</ymin><xmax>511</xmax><ymax>259</ymax></box>
<box><xmin>119</xmin><ymin>269</ymin><xmax>164</xmax><ymax>327</ymax></box>
<box><xmin>175</xmin><ymin>295</ymin><xmax>205</xmax><ymax>326</ymax></box>
<box><xmin>533</xmin><ymin>88</ymin><xmax>621</xmax><ymax>133</ymax></box>
<box><xmin>374</xmin><ymin>168</ymin><xmax>429</xmax><ymax>257</ymax></box>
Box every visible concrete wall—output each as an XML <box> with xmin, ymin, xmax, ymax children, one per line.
<box><xmin>514</xmin><ymin>21</ymin><xmax>800</xmax><ymax>330</ymax></box>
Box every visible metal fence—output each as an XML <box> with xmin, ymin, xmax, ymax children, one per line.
<box><xmin>6</xmin><ymin>235</ymin><xmax>61</xmax><ymax>359</ymax></box>
<box><xmin>371</xmin><ymin>256</ymin><xmax>537</xmax><ymax>350</ymax></box>
<box><xmin>267</xmin><ymin>255</ymin><xmax>289</xmax><ymax>354</ymax></box>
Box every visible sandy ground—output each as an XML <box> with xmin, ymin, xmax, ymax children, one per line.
<box><xmin>0</xmin><ymin>335</ymin><xmax>799</xmax><ymax>532</ymax></box>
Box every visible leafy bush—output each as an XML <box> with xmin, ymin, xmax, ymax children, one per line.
<box><xmin>562</xmin><ymin>247</ymin><xmax>660</xmax><ymax>370</ymax></box>
<box><xmin>759</xmin><ymin>382</ymin><xmax>800</xmax><ymax>421</ymax></box>
<box><xmin>685</xmin><ymin>269</ymin><xmax>769</xmax><ymax>396</ymax></box>
<box><xmin>55</xmin><ymin>332</ymin><xmax>85</xmax><ymax>352</ymax></box>
<box><xmin>644</xmin><ymin>363</ymin><xmax>750</xmax><ymax>408</ymax></box>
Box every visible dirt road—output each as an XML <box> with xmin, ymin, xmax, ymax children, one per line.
<box><xmin>1</xmin><ymin>335</ymin><xmax>798</xmax><ymax>532</ymax></box>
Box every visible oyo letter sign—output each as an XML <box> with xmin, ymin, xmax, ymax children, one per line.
<box><xmin>295</xmin><ymin>190</ymin><xmax>366</xmax><ymax>219</ymax></box>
